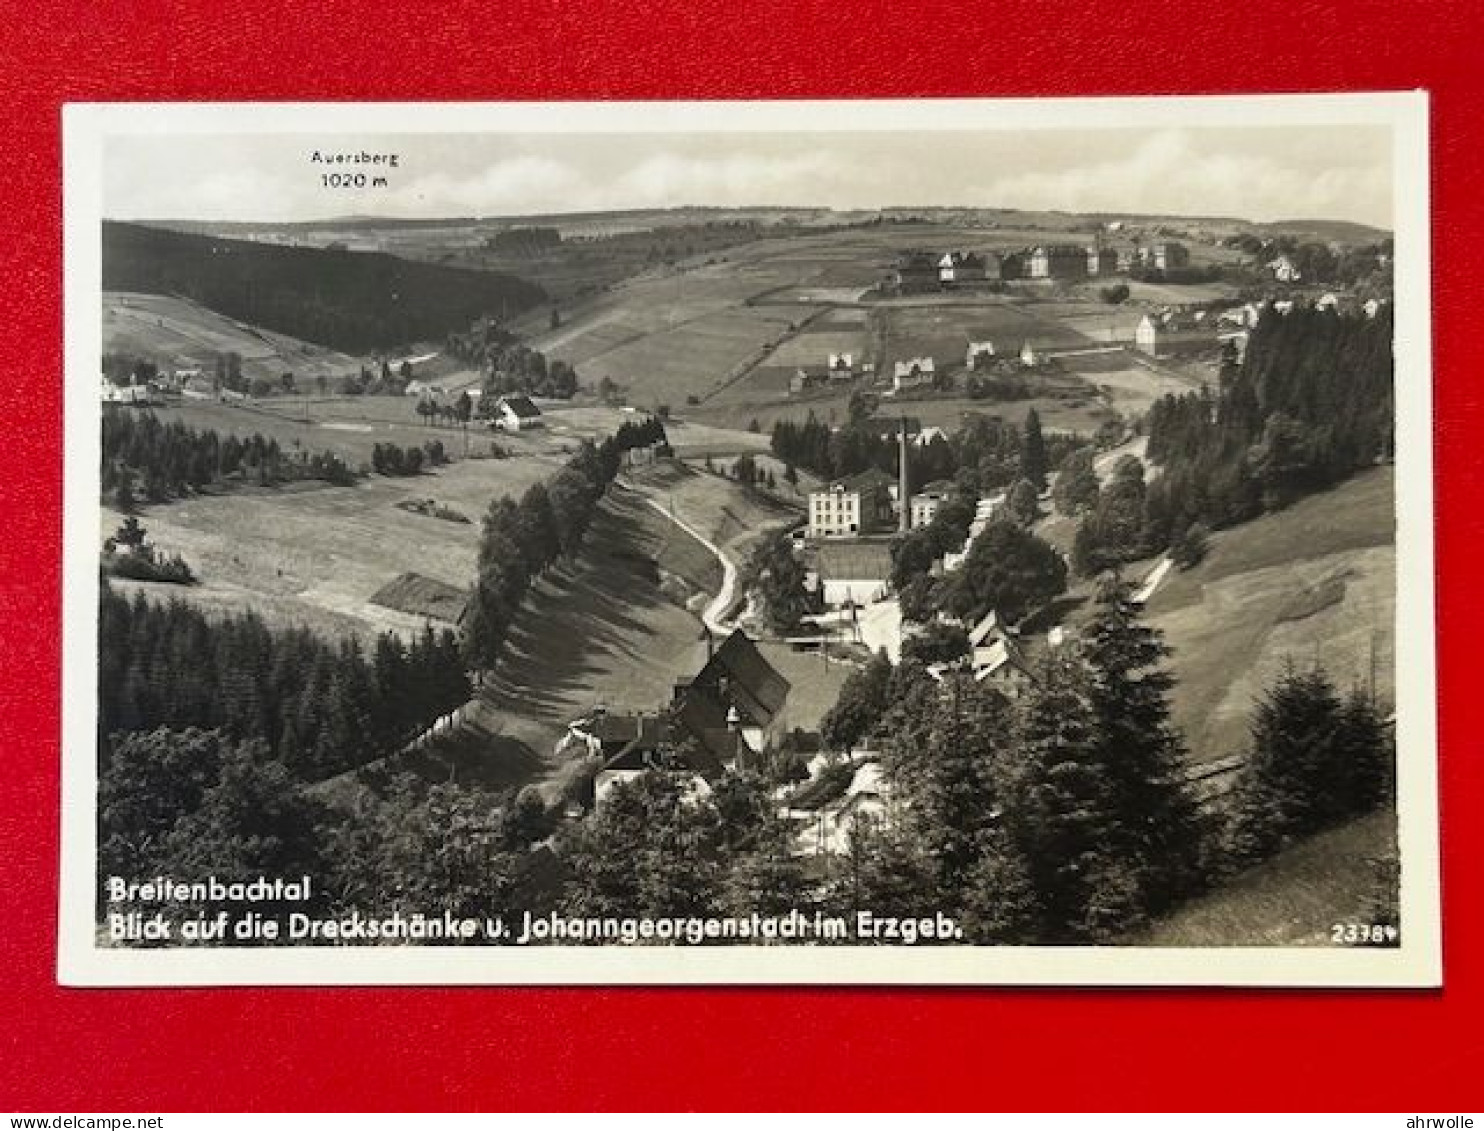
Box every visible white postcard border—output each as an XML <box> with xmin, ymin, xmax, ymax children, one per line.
<box><xmin>58</xmin><ymin>93</ymin><xmax>1440</xmax><ymax>986</ymax></box>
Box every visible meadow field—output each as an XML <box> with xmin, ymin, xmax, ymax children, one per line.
<box><xmin>104</xmin><ymin>449</ymin><xmax>565</xmax><ymax>642</ymax></box>
<box><xmin>1139</xmin><ymin>808</ymin><xmax>1397</xmax><ymax>946</ymax></box>
<box><xmin>103</xmin><ymin>291</ymin><xmax>362</xmax><ymax>383</ymax></box>
<box><xmin>1146</xmin><ymin>467</ymin><xmax>1397</xmax><ymax>765</ymax></box>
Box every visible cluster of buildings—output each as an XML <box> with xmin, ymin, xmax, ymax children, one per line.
<box><xmin>789</xmin><ymin>352</ymin><xmax>874</xmax><ymax>395</ymax></box>
<box><xmin>562</xmin><ymin>627</ymin><xmax>792</xmax><ymax>806</ymax></box>
<box><xmin>886</xmin><ymin>241</ymin><xmax>1192</xmax><ymax>291</ymax></box>
<box><xmin>805</xmin><ymin>425</ymin><xmax>951</xmax><ymax>542</ymax></box>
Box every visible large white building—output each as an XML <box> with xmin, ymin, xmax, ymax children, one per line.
<box><xmin>807</xmin><ymin>469</ymin><xmax>895</xmax><ymax>539</ymax></box>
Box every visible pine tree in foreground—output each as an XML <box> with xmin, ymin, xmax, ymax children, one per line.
<box><xmin>1079</xmin><ymin>575</ymin><xmax>1212</xmax><ymax>916</ymax></box>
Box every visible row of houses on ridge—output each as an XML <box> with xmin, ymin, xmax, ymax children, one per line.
<box><xmin>887</xmin><ymin>241</ymin><xmax>1192</xmax><ymax>291</ymax></box>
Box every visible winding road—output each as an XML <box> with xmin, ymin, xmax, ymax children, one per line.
<box><xmin>624</xmin><ymin>486</ymin><xmax>741</xmax><ymax>635</ymax></box>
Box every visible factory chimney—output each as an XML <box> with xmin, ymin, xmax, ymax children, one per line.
<box><xmin>898</xmin><ymin>416</ymin><xmax>911</xmax><ymax>534</ymax></box>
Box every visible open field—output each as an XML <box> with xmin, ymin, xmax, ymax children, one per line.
<box><xmin>104</xmin><ymin>292</ymin><xmax>362</xmax><ymax>383</ymax></box>
<box><xmin>1059</xmin><ymin>353</ymin><xmax>1207</xmax><ymax>417</ymax></box>
<box><xmin>1146</xmin><ymin>468</ymin><xmax>1396</xmax><ymax>765</ymax></box>
<box><xmin>104</xmin><ymin>452</ymin><xmax>564</xmax><ymax>642</ymax></box>
<box><xmin>623</xmin><ymin>459</ymin><xmax>804</xmax><ymax>584</ymax></box>
<box><xmin>870</xmin><ymin>299</ymin><xmax>1094</xmax><ymax>377</ymax></box>
<box><xmin>141</xmin><ymin>396</ymin><xmax>511</xmax><ymax>469</ymax></box>
<box><xmin>509</xmin><ymin>219</ymin><xmax>1258</xmax><ymax>426</ymax></box>
<box><xmin>1138</xmin><ymin>808</ymin><xmax>1397</xmax><ymax>946</ymax></box>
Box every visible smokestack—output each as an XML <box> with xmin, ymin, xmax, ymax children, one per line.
<box><xmin>898</xmin><ymin>416</ymin><xmax>911</xmax><ymax>533</ymax></box>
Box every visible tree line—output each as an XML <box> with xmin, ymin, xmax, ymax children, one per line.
<box><xmin>1073</xmin><ymin>306</ymin><xmax>1393</xmax><ymax>573</ymax></box>
<box><xmin>460</xmin><ymin>417</ymin><xmax>665</xmax><ymax>670</ymax></box>
<box><xmin>444</xmin><ymin>319</ymin><xmax>579</xmax><ymax>400</ymax></box>
<box><xmin>99</xmin><ymin>587</ymin><xmax>470</xmax><ymax>783</ymax></box>
<box><xmin>103</xmin><ymin>408</ymin><xmax>355</xmax><ymax>510</ymax></box>
<box><xmin>371</xmin><ymin>440</ymin><xmax>448</xmax><ymax>477</ymax></box>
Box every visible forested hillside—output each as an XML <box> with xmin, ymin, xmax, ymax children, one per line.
<box><xmin>102</xmin><ymin>221</ymin><xmax>547</xmax><ymax>352</ymax></box>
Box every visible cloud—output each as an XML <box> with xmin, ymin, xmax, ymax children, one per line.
<box><xmin>394</xmin><ymin>155</ymin><xmax>588</xmax><ymax>216</ymax></box>
<box><xmin>612</xmin><ymin>150</ymin><xmax>860</xmax><ymax>207</ymax></box>
<box><xmin>982</xmin><ymin>130</ymin><xmax>1390</xmax><ymax>225</ymax></box>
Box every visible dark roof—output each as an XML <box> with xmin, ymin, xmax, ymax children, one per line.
<box><xmin>690</xmin><ymin>628</ymin><xmax>790</xmax><ymax>730</ymax></box>
<box><xmin>602</xmin><ymin>715</ymin><xmax>729</xmax><ymax>784</ymax></box>
<box><xmin>671</xmin><ymin>689</ymin><xmax>741</xmax><ymax>779</ymax></box>
<box><xmin>876</xmin><ymin>417</ymin><xmax>922</xmax><ymax>437</ymax></box>
<box><xmin>499</xmin><ymin>395</ymin><xmax>541</xmax><ymax>418</ymax></box>
<box><xmin>814</xmin><ymin>540</ymin><xmax>894</xmax><ymax>582</ymax></box>
<box><xmin>916</xmin><ymin>479</ymin><xmax>956</xmax><ymax>496</ymax></box>
<box><xmin>839</xmin><ymin>467</ymin><xmax>896</xmax><ymax>494</ymax></box>
<box><xmin>579</xmin><ymin>711</ymin><xmax>667</xmax><ymax>755</ymax></box>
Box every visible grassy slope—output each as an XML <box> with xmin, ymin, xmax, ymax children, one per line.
<box><xmin>1139</xmin><ymin>808</ymin><xmax>1397</xmax><ymax>946</ymax></box>
<box><xmin>316</xmin><ymin>485</ymin><xmax>726</xmax><ymax>803</ymax></box>
<box><xmin>1146</xmin><ymin>467</ymin><xmax>1396</xmax><ymax>765</ymax></box>
<box><xmin>104</xmin><ymin>292</ymin><xmax>362</xmax><ymax>383</ymax></box>
<box><xmin>105</xmin><ymin>450</ymin><xmax>564</xmax><ymax>642</ymax></box>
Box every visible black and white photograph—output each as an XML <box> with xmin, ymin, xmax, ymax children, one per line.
<box><xmin>59</xmin><ymin>96</ymin><xmax>1438</xmax><ymax>985</ymax></box>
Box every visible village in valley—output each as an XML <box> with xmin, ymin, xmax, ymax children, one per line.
<box><xmin>95</xmin><ymin>188</ymin><xmax>1400</xmax><ymax>947</ymax></box>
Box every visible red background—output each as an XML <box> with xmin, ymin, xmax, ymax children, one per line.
<box><xmin>1</xmin><ymin>0</ymin><xmax>1480</xmax><ymax>1111</ymax></box>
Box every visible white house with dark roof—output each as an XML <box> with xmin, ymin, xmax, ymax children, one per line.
<box><xmin>966</xmin><ymin>340</ymin><xmax>996</xmax><ymax>370</ymax></box>
<box><xmin>493</xmin><ymin>394</ymin><xmax>544</xmax><ymax>431</ymax></box>
<box><xmin>890</xmin><ymin>357</ymin><xmax>936</xmax><ymax>394</ymax></box>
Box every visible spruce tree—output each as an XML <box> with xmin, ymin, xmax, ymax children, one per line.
<box><xmin>1021</xmin><ymin>408</ymin><xmax>1048</xmax><ymax>492</ymax></box>
<box><xmin>1079</xmin><ymin>575</ymin><xmax>1210</xmax><ymax>914</ymax></box>
<box><xmin>1004</xmin><ymin>653</ymin><xmax>1123</xmax><ymax>941</ymax></box>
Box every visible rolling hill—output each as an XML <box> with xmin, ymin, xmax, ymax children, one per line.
<box><xmin>1145</xmin><ymin>467</ymin><xmax>1396</xmax><ymax>765</ymax></box>
<box><xmin>102</xmin><ymin>221</ymin><xmax>547</xmax><ymax>353</ymax></box>
<box><xmin>102</xmin><ymin>291</ymin><xmax>362</xmax><ymax>383</ymax></box>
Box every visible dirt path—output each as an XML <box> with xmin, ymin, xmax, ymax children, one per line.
<box><xmin>632</xmin><ymin>491</ymin><xmax>739</xmax><ymax>634</ymax></box>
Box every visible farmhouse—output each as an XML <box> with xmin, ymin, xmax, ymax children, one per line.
<box><xmin>1268</xmin><ymin>254</ymin><xmax>1302</xmax><ymax>282</ymax></box>
<box><xmin>493</xmin><ymin>394</ymin><xmax>543</xmax><ymax>431</ymax></box>
<box><xmin>678</xmin><ymin>627</ymin><xmax>792</xmax><ymax>755</ymax></box>
<box><xmin>789</xmin><ymin>759</ymin><xmax>890</xmax><ymax>856</ymax></box>
<box><xmin>1027</xmin><ymin>245</ymin><xmax>1088</xmax><ymax>280</ymax></box>
<box><xmin>592</xmin><ymin>715</ymin><xmax>726</xmax><ymax>805</ymax></box>
<box><xmin>814</xmin><ymin>540</ymin><xmax>894</xmax><ymax>608</ymax></box>
<box><xmin>966</xmin><ymin>611</ymin><xmax>1034</xmax><ymax>697</ymax></box>
<box><xmin>1135</xmin><ymin>313</ymin><xmax>1219</xmax><ymax>358</ymax></box>
<box><xmin>937</xmin><ymin>251</ymin><xmax>988</xmax><ymax>285</ymax></box>
<box><xmin>790</xmin><ymin>366</ymin><xmax>826</xmax><ymax>395</ymax></box>
<box><xmin>966</xmin><ymin>340</ymin><xmax>996</xmax><ymax>370</ymax></box>
<box><xmin>591</xmin><ymin>629</ymin><xmax>791</xmax><ymax>804</ymax></box>
<box><xmin>100</xmin><ymin>380</ymin><xmax>151</xmax><ymax>405</ymax></box>
<box><xmin>827</xmin><ymin>352</ymin><xmax>855</xmax><ymax>381</ymax></box>
<box><xmin>890</xmin><ymin>357</ymin><xmax>936</xmax><ymax>394</ymax></box>
<box><xmin>807</xmin><ymin>468</ymin><xmax>896</xmax><ymax>538</ymax></box>
<box><xmin>1142</xmin><ymin>241</ymin><xmax>1191</xmax><ymax>271</ymax></box>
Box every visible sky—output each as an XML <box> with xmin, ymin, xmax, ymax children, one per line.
<box><xmin>104</xmin><ymin>124</ymin><xmax>1395</xmax><ymax>229</ymax></box>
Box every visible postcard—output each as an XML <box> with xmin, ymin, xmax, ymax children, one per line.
<box><xmin>58</xmin><ymin>95</ymin><xmax>1438</xmax><ymax>984</ymax></box>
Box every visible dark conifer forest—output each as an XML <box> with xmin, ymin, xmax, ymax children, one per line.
<box><xmin>103</xmin><ymin>222</ymin><xmax>547</xmax><ymax>352</ymax></box>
